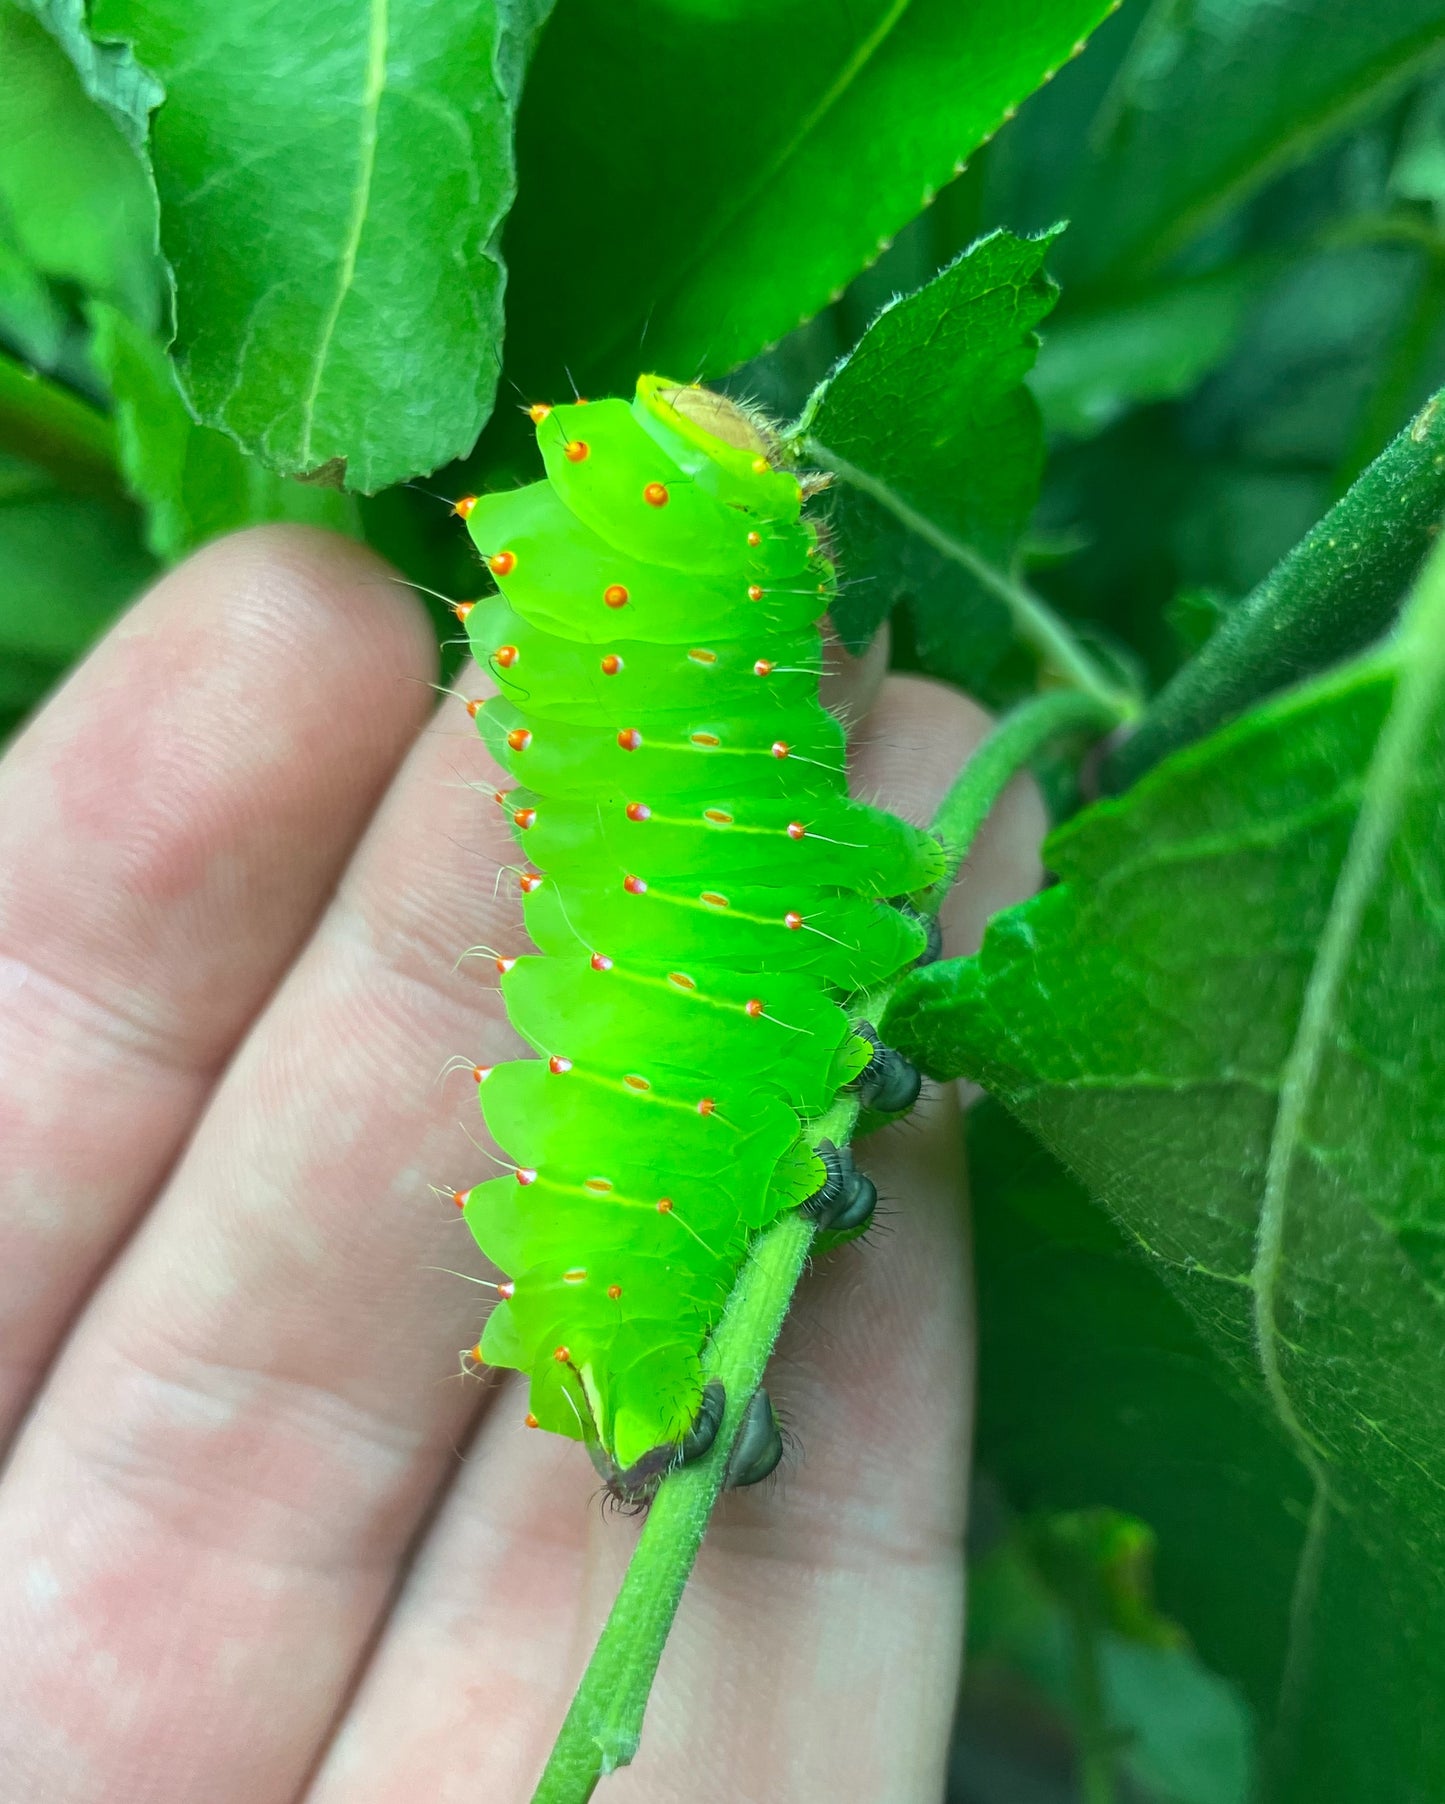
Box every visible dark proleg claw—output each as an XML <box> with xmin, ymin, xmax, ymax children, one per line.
<box><xmin>725</xmin><ymin>1387</ymin><xmax>784</xmax><ymax>1489</ymax></box>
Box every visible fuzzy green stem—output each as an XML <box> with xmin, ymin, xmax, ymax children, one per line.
<box><xmin>529</xmin><ymin>1114</ymin><xmax>839</xmax><ymax>1804</ymax></box>
<box><xmin>0</xmin><ymin>351</ymin><xmax>121</xmax><ymax>498</ymax></box>
<box><xmin>529</xmin><ymin>685</ymin><xmax>1122</xmax><ymax>1802</ymax></box>
<box><xmin>923</xmin><ymin>688</ymin><xmax>1123</xmax><ymax>912</ymax></box>
<box><xmin>1105</xmin><ymin>387</ymin><xmax>1445</xmax><ymax>790</ymax></box>
<box><xmin>803</xmin><ymin>436</ymin><xmax>1137</xmax><ymax>719</ymax></box>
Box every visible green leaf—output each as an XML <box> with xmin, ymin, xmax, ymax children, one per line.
<box><xmin>964</xmin><ymin>1505</ymin><xmax>1256</xmax><ymax>1804</ymax></box>
<box><xmin>88</xmin><ymin>0</ymin><xmax>555</xmax><ymax>491</ymax></box>
<box><xmin>889</xmin><ymin>550</ymin><xmax>1445</xmax><ymax>1799</ymax></box>
<box><xmin>17</xmin><ymin>0</ymin><xmax>161</xmax><ymax>154</ymax></box>
<box><xmin>0</xmin><ymin>1</ymin><xmax>161</xmax><ymax>338</ymax></box>
<box><xmin>500</xmin><ymin>0</ymin><xmax>1117</xmax><ymax>396</ymax></box>
<box><xmin>793</xmin><ymin>226</ymin><xmax>1130</xmax><ymax>711</ymax></box>
<box><xmin>1031</xmin><ymin>266</ymin><xmax>1259</xmax><ymax>440</ymax></box>
<box><xmin>0</xmin><ymin>447</ymin><xmax>153</xmax><ymax>734</ymax></box>
<box><xmin>90</xmin><ymin>303</ymin><xmax>358</xmax><ymax>563</ymax></box>
<box><xmin>799</xmin><ymin>226</ymin><xmax>1061</xmax><ymax>668</ymax></box>
<box><xmin>964</xmin><ymin>1107</ymin><xmax>1294</xmax><ymax>1800</ymax></box>
<box><xmin>1066</xmin><ymin>0</ymin><xmax>1445</xmax><ymax>285</ymax></box>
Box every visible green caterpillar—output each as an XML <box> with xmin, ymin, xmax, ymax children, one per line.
<box><xmin>454</xmin><ymin>377</ymin><xmax>941</xmax><ymax>1495</ymax></box>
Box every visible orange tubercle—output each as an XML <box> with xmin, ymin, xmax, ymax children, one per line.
<box><xmin>528</xmin><ymin>403</ymin><xmax>551</xmax><ymax>424</ymax></box>
<box><xmin>625</xmin><ymin>801</ymin><xmax>651</xmax><ymax>822</ymax></box>
<box><xmin>786</xmin><ymin>820</ymin><xmax>806</xmax><ymax>840</ymax></box>
<box><xmin>697</xmin><ymin>1097</ymin><xmax>716</xmax><ymax>1116</ymax></box>
<box><xmin>452</xmin><ymin>495</ymin><xmax>478</xmax><ymax>520</ymax></box>
<box><xmin>600</xmin><ymin>654</ymin><xmax>623</xmax><ymax>675</ymax></box>
<box><xmin>466</xmin><ymin>698</ymin><xmax>485</xmax><ymax>719</ymax></box>
<box><xmin>525</xmin><ymin>1412</ymin><xmax>540</xmax><ymax>1428</ymax></box>
<box><xmin>747</xmin><ymin>584</ymin><xmax>765</xmax><ymax>602</ymax></box>
<box><xmin>506</xmin><ymin>727</ymin><xmax>532</xmax><ymax>752</ymax></box>
<box><xmin>519</xmin><ymin>871</ymin><xmax>543</xmax><ymax>894</ymax></box>
<box><xmin>657</xmin><ymin>1197</ymin><xmax>674</xmax><ymax>1213</ymax></box>
<box><xmin>746</xmin><ymin>530</ymin><xmax>762</xmax><ymax>547</ymax></box>
<box><xmin>494</xmin><ymin>956</ymin><xmax>516</xmax><ymax>975</ymax></box>
<box><xmin>771</xmin><ymin>741</ymin><xmax>790</xmax><ymax>759</ymax></box>
<box><xmin>515</xmin><ymin>1166</ymin><xmax>538</xmax><ymax>1186</ymax></box>
<box><xmin>564</xmin><ymin>440</ymin><xmax>589</xmax><ymax>462</ymax></box>
<box><xmin>607</xmin><ymin>1283</ymin><xmax>623</xmax><ymax>1301</ymax></box>
<box><xmin>497</xmin><ymin>1280</ymin><xmax>515</xmax><ymax>1300</ymax></box>
<box><xmin>472</xmin><ymin>1064</ymin><xmax>493</xmax><ymax>1084</ymax></box>
<box><xmin>493</xmin><ymin>644</ymin><xmax>519</xmax><ymax>668</ymax></box>
<box><xmin>784</xmin><ymin>911</ymin><xmax>804</xmax><ymax>930</ymax></box>
<box><xmin>753</xmin><ymin>659</ymin><xmax>773</xmax><ymax>677</ymax></box>
<box><xmin>745</xmin><ymin>998</ymin><xmax>764</xmax><ymax>1018</ymax></box>
<box><xmin>604</xmin><ymin>584</ymin><xmax>629</xmax><ymax>609</ymax></box>
<box><xmin>548</xmin><ymin>1055</ymin><xmax>572</xmax><ymax>1074</ymax></box>
<box><xmin>623</xmin><ymin>874</ymin><xmax>647</xmax><ymax>895</ymax></box>
<box><xmin>513</xmin><ymin>806</ymin><xmax>537</xmax><ymax>828</ymax></box>
<box><xmin>617</xmin><ymin>728</ymin><xmax>642</xmax><ymax>751</ymax></box>
<box><xmin>590</xmin><ymin>953</ymin><xmax>613</xmax><ymax>971</ymax></box>
<box><xmin>488</xmin><ymin>550</ymin><xmax>516</xmax><ymax>576</ymax></box>
<box><xmin>701</xmin><ymin>890</ymin><xmax>729</xmax><ymax>908</ymax></box>
<box><xmin>643</xmin><ymin>482</ymin><xmax>669</xmax><ymax>507</ymax></box>
<box><xmin>452</xmin><ymin>1188</ymin><xmax>468</xmax><ymax>1209</ymax></box>
<box><xmin>452</xmin><ymin>600</ymin><xmax>474</xmax><ymax>623</ymax></box>
<box><xmin>553</xmin><ymin>1345</ymin><xmax>571</xmax><ymax>1362</ymax></box>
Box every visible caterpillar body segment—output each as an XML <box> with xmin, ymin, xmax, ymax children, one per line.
<box><xmin>458</xmin><ymin>378</ymin><xmax>940</xmax><ymax>1491</ymax></box>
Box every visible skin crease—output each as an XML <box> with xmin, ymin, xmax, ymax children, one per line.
<box><xmin>0</xmin><ymin>527</ymin><xmax>1044</xmax><ymax>1804</ymax></box>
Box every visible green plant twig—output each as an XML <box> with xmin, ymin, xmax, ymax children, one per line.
<box><xmin>1105</xmin><ymin>387</ymin><xmax>1445</xmax><ymax>790</ymax></box>
<box><xmin>803</xmin><ymin>437</ymin><xmax>1137</xmax><ymax>719</ymax></box>
<box><xmin>529</xmin><ymin>687</ymin><xmax>1125</xmax><ymax>1803</ymax></box>
<box><xmin>923</xmin><ymin>688</ymin><xmax>1123</xmax><ymax>912</ymax></box>
<box><xmin>0</xmin><ymin>350</ymin><xmax>121</xmax><ymax>498</ymax></box>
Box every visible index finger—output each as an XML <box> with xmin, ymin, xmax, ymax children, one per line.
<box><xmin>0</xmin><ymin>526</ymin><xmax>434</xmax><ymax>1441</ymax></box>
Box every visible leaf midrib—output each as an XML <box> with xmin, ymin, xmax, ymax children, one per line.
<box><xmin>296</xmin><ymin>0</ymin><xmax>389</xmax><ymax>466</ymax></box>
<box><xmin>1249</xmin><ymin>552</ymin><xmax>1445</xmax><ymax>1726</ymax></box>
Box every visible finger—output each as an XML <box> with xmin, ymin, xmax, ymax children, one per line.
<box><xmin>0</xmin><ymin>527</ymin><xmax>434</xmax><ymax>1442</ymax></box>
<box><xmin>0</xmin><ymin>596</ymin><xmax>543</xmax><ymax>1804</ymax></box>
<box><xmin>301</xmin><ymin>674</ymin><xmax>1046</xmax><ymax>1803</ymax></box>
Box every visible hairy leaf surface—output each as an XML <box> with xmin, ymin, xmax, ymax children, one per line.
<box><xmin>890</xmin><ymin>555</ymin><xmax>1445</xmax><ymax>1800</ymax></box>
<box><xmin>799</xmin><ymin>226</ymin><xmax>1061</xmax><ymax>672</ymax></box>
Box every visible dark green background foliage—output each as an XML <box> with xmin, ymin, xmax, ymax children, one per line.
<box><xmin>4</xmin><ymin>1</ymin><xmax>1445</xmax><ymax>1798</ymax></box>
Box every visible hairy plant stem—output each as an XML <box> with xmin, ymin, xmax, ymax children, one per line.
<box><xmin>0</xmin><ymin>351</ymin><xmax>121</xmax><ymax>499</ymax></box>
<box><xmin>529</xmin><ymin>688</ymin><xmax>1124</xmax><ymax>1803</ymax></box>
<box><xmin>803</xmin><ymin>436</ymin><xmax>1137</xmax><ymax>719</ymax></box>
<box><xmin>1105</xmin><ymin>386</ymin><xmax>1445</xmax><ymax>790</ymax></box>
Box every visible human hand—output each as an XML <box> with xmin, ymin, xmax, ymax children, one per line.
<box><xmin>0</xmin><ymin>528</ymin><xmax>1041</xmax><ymax>1803</ymax></box>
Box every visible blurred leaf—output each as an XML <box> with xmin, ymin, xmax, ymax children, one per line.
<box><xmin>501</xmin><ymin>0</ymin><xmax>1115</xmax><ymax>395</ymax></box>
<box><xmin>797</xmin><ymin>226</ymin><xmax>1061</xmax><ymax>679</ymax></box>
<box><xmin>88</xmin><ymin>0</ymin><xmax>555</xmax><ymax>491</ymax></box>
<box><xmin>1032</xmin><ymin>267</ymin><xmax>1258</xmax><ymax>439</ymax></box>
<box><xmin>1067</xmin><ymin>0</ymin><xmax>1445</xmax><ymax>285</ymax></box>
<box><xmin>0</xmin><ymin>210</ymin><xmax>66</xmax><ymax>368</ymax></box>
<box><xmin>965</xmin><ymin>1505</ymin><xmax>1255</xmax><ymax>1804</ymax></box>
<box><xmin>0</xmin><ymin>446</ymin><xmax>153</xmax><ymax>734</ymax></box>
<box><xmin>0</xmin><ymin>1</ymin><xmax>161</xmax><ymax>342</ymax></box>
<box><xmin>1164</xmin><ymin>586</ymin><xmax>1234</xmax><ymax>657</ymax></box>
<box><xmin>90</xmin><ymin>303</ymin><xmax>358</xmax><ymax>562</ymax></box>
<box><xmin>17</xmin><ymin>0</ymin><xmax>161</xmax><ymax>153</ymax></box>
<box><xmin>1392</xmin><ymin>76</ymin><xmax>1445</xmax><ymax>205</ymax></box>
<box><xmin>891</xmin><ymin>555</ymin><xmax>1445</xmax><ymax>1800</ymax></box>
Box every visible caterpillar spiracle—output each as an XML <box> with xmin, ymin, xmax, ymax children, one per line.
<box><xmin>454</xmin><ymin>377</ymin><xmax>941</xmax><ymax>1497</ymax></box>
